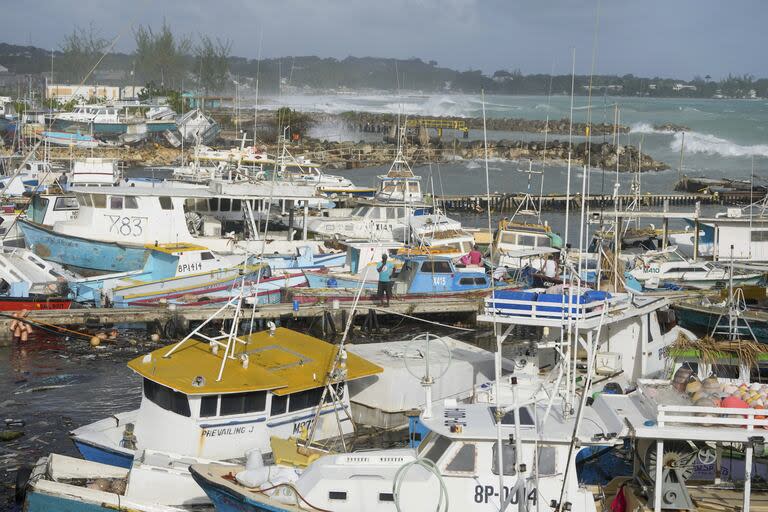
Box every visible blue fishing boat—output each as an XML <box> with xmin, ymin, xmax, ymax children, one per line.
<box><xmin>39</xmin><ymin>130</ymin><xmax>100</xmax><ymax>148</ymax></box>
<box><xmin>294</xmin><ymin>255</ymin><xmax>507</xmax><ymax>304</ymax></box>
<box><xmin>19</xmin><ymin>219</ymin><xmax>149</xmax><ymax>273</ymax></box>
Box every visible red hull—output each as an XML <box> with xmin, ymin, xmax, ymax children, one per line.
<box><xmin>0</xmin><ymin>298</ymin><xmax>72</xmax><ymax>311</ymax></box>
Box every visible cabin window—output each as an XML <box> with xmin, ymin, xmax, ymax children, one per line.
<box><xmin>409</xmin><ymin>182</ymin><xmax>419</xmax><ymax>192</ymax></box>
<box><xmin>328</xmin><ymin>491</ymin><xmax>347</xmax><ymax>501</ymax></box>
<box><xmin>537</xmin><ymin>447</ymin><xmax>557</xmax><ymax>476</ymax></box>
<box><xmin>191</xmin><ymin>198</ymin><xmax>208</xmax><ymax>212</ymax></box>
<box><xmin>125</xmin><ymin>196</ymin><xmax>138</xmax><ymax>209</ymax></box>
<box><xmin>200</xmin><ymin>395</ymin><xmax>218</xmax><ymax>417</ymax></box>
<box><xmin>445</xmin><ymin>443</ymin><xmax>476</xmax><ymax>473</ymax></box>
<box><xmin>159</xmin><ymin>196</ymin><xmax>173</xmax><ymax>210</ymax></box>
<box><xmin>491</xmin><ymin>441</ymin><xmax>517</xmax><ymax>475</ymax></box>
<box><xmin>54</xmin><ymin>196</ymin><xmax>79</xmax><ymax>210</ymax></box>
<box><xmin>751</xmin><ymin>231</ymin><xmax>768</xmax><ymax>242</ymax></box>
<box><xmin>422</xmin><ymin>434</ymin><xmax>452</xmax><ymax>463</ymax></box>
<box><xmin>110</xmin><ymin>196</ymin><xmax>124</xmax><ymax>210</ymax></box>
<box><xmin>232</xmin><ymin>199</ymin><xmax>242</xmax><ymax>211</ymax></box>
<box><xmin>75</xmin><ymin>193</ymin><xmax>91</xmax><ymax>207</ymax></box>
<box><xmin>92</xmin><ymin>194</ymin><xmax>107</xmax><ymax>208</ymax></box>
<box><xmin>220</xmin><ymin>391</ymin><xmax>267</xmax><ymax>416</ymax></box>
<box><xmin>379</xmin><ymin>493</ymin><xmax>395</xmax><ymax>502</ymax></box>
<box><xmin>143</xmin><ymin>379</ymin><xmax>191</xmax><ymax>417</ymax></box>
<box><xmin>220</xmin><ymin>198</ymin><xmax>231</xmax><ymax>212</ymax></box>
<box><xmin>421</xmin><ymin>261</ymin><xmax>452</xmax><ymax>273</ymax></box>
<box><xmin>208</xmin><ymin>198</ymin><xmax>219</xmax><ymax>211</ymax></box>
<box><xmin>474</xmin><ymin>278</ymin><xmax>487</xmax><ymax>285</ymax></box>
<box><xmin>459</xmin><ymin>278</ymin><xmax>475</xmax><ymax>285</ymax></box>
<box><xmin>200</xmin><ymin>252</ymin><xmax>215</xmax><ymax>261</ymax></box>
<box><xmin>270</xmin><ymin>394</ymin><xmax>288</xmax><ymax>416</ymax></box>
<box><xmin>518</xmin><ymin>235</ymin><xmax>537</xmax><ymax>246</ymax></box>
<box><xmin>489</xmin><ymin>406</ymin><xmax>535</xmax><ymax>426</ymax></box>
<box><xmin>368</xmin><ymin>208</ymin><xmax>381</xmax><ymax>220</ymax></box>
<box><xmin>288</xmin><ymin>387</ymin><xmax>324</xmax><ymax>412</ymax></box>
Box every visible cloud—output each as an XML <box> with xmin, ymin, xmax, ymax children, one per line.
<box><xmin>0</xmin><ymin>0</ymin><xmax>764</xmax><ymax>79</ymax></box>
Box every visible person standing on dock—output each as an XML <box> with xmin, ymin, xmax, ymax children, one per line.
<box><xmin>376</xmin><ymin>254</ymin><xmax>394</xmax><ymax>307</ymax></box>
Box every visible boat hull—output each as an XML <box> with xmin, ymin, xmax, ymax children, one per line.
<box><xmin>0</xmin><ymin>297</ymin><xmax>71</xmax><ymax>311</ymax></box>
<box><xmin>191</xmin><ymin>467</ymin><xmax>290</xmax><ymax>512</ymax></box>
<box><xmin>675</xmin><ymin>303</ymin><xmax>768</xmax><ymax>343</ymax></box>
<box><xmin>72</xmin><ymin>439</ymin><xmax>134</xmax><ymax>469</ymax></box>
<box><xmin>25</xmin><ymin>490</ymin><xmax>121</xmax><ymax>512</ymax></box>
<box><xmin>19</xmin><ymin>220</ymin><xmax>149</xmax><ymax>272</ymax></box>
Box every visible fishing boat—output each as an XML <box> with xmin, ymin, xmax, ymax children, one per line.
<box><xmin>628</xmin><ymin>247</ymin><xmax>764</xmax><ymax>290</ymax></box>
<box><xmin>599</xmin><ymin>379</ymin><xmax>768</xmax><ymax>512</ymax></box>
<box><xmin>189</xmin><ymin>394</ymin><xmax>623</xmax><ymax>512</ymax></box>
<box><xmin>38</xmin><ymin>130</ymin><xmax>100</xmax><ymax>148</ymax></box>
<box><xmin>70</xmin><ymin>326</ymin><xmax>382</xmax><ymax>469</ymax></box>
<box><xmin>295</xmin><ymin>255</ymin><xmax>505</xmax><ymax>304</ymax></box>
<box><xmin>69</xmin><ymin>243</ymin><xmax>306</xmax><ymax>307</ymax></box>
<box><xmin>22</xmin><ymin>450</ymin><xmax>219</xmax><ymax>512</ymax></box>
<box><xmin>0</xmin><ymin>247</ymin><xmax>76</xmax><ymax>311</ymax></box>
<box><xmin>374</xmin><ymin>147</ymin><xmax>423</xmax><ymax>203</ymax></box>
<box><xmin>19</xmin><ymin>182</ymin><xmax>336</xmax><ymax>273</ymax></box>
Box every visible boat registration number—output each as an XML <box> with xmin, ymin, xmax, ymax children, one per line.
<box><xmin>106</xmin><ymin>215</ymin><xmax>148</xmax><ymax>237</ymax></box>
<box><xmin>642</xmin><ymin>265</ymin><xmax>660</xmax><ymax>273</ymax></box>
<box><xmin>473</xmin><ymin>484</ymin><xmax>536</xmax><ymax>505</ymax></box>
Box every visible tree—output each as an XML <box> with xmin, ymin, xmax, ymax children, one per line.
<box><xmin>59</xmin><ymin>23</ymin><xmax>108</xmax><ymax>83</ymax></box>
<box><xmin>133</xmin><ymin>20</ymin><xmax>191</xmax><ymax>88</ymax></box>
<box><xmin>195</xmin><ymin>36</ymin><xmax>232</xmax><ymax>93</ymax></box>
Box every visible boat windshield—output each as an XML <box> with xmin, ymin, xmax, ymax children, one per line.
<box><xmin>418</xmin><ymin>432</ymin><xmax>453</xmax><ymax>463</ymax></box>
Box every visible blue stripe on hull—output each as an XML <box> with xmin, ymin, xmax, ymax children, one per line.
<box><xmin>26</xmin><ymin>490</ymin><xmax>116</xmax><ymax>512</ymax></box>
<box><xmin>73</xmin><ymin>440</ymin><xmax>134</xmax><ymax>469</ymax></box>
<box><xmin>19</xmin><ymin>221</ymin><xmax>148</xmax><ymax>272</ymax></box>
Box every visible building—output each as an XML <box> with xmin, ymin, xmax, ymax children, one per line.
<box><xmin>672</xmin><ymin>83</ymin><xmax>697</xmax><ymax>92</ymax></box>
<box><xmin>46</xmin><ymin>84</ymin><xmax>145</xmax><ymax>102</ymax></box>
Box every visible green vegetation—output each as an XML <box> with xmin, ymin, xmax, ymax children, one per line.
<box><xmin>58</xmin><ymin>23</ymin><xmax>108</xmax><ymax>83</ymax></box>
<box><xmin>133</xmin><ymin>20</ymin><xmax>191</xmax><ymax>89</ymax></box>
<box><xmin>0</xmin><ymin>21</ymin><xmax>765</xmax><ymax>99</ymax></box>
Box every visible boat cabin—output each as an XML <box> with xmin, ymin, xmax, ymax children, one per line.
<box><xmin>26</xmin><ymin>193</ymin><xmax>79</xmax><ymax>226</ymax></box>
<box><xmin>71</xmin><ymin>328</ymin><xmax>382</xmax><ymax>466</ymax></box>
<box><xmin>393</xmin><ymin>255</ymin><xmax>492</xmax><ymax>295</ymax></box>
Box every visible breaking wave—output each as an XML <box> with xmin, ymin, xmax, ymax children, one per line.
<box><xmin>629</xmin><ymin>122</ymin><xmax>676</xmax><ymax>134</ymax></box>
<box><xmin>670</xmin><ymin>131</ymin><xmax>768</xmax><ymax>158</ymax></box>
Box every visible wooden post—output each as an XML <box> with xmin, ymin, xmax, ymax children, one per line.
<box><xmin>287</xmin><ymin>200</ymin><xmax>295</xmax><ymax>241</ymax></box>
<box><xmin>662</xmin><ymin>199</ymin><xmax>669</xmax><ymax>250</ymax></box>
<box><xmin>744</xmin><ymin>441</ymin><xmax>753</xmax><ymax>512</ymax></box>
<box><xmin>302</xmin><ymin>203</ymin><xmax>309</xmax><ymax>241</ymax></box>
<box><xmin>693</xmin><ymin>219</ymin><xmax>700</xmax><ymax>261</ymax></box>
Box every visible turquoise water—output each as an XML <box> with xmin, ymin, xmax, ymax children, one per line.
<box><xmin>272</xmin><ymin>93</ymin><xmax>768</xmax><ymax>185</ymax></box>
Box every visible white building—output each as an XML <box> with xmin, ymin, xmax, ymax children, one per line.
<box><xmin>46</xmin><ymin>84</ymin><xmax>145</xmax><ymax>102</ymax></box>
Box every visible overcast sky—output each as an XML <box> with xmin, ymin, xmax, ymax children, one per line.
<box><xmin>2</xmin><ymin>0</ymin><xmax>765</xmax><ymax>79</ymax></box>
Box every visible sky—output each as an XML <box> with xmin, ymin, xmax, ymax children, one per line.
<box><xmin>1</xmin><ymin>0</ymin><xmax>766</xmax><ymax>79</ymax></box>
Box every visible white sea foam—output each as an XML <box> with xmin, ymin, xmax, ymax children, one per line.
<box><xmin>670</xmin><ymin>131</ymin><xmax>768</xmax><ymax>158</ymax></box>
<box><xmin>465</xmin><ymin>160</ymin><xmax>481</xmax><ymax>169</ymax></box>
<box><xmin>629</xmin><ymin>122</ymin><xmax>678</xmax><ymax>134</ymax></box>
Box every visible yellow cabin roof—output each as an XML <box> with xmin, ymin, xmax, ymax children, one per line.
<box><xmin>145</xmin><ymin>242</ymin><xmax>210</xmax><ymax>254</ymax></box>
<box><xmin>127</xmin><ymin>327</ymin><xmax>383</xmax><ymax>396</ymax></box>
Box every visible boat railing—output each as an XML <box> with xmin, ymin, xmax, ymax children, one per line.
<box><xmin>480</xmin><ymin>292</ymin><xmax>628</xmax><ymax>326</ymax></box>
<box><xmin>656</xmin><ymin>404</ymin><xmax>768</xmax><ymax>431</ymax></box>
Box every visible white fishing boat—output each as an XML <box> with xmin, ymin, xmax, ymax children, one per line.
<box><xmin>628</xmin><ymin>246</ymin><xmax>763</xmax><ymax>290</ymax></box>
<box><xmin>22</xmin><ymin>451</ymin><xmax>218</xmax><ymax>512</ymax></box>
<box><xmin>19</xmin><ymin>182</ymin><xmax>338</xmax><ymax>272</ymax></box>
<box><xmin>70</xmin><ymin>325</ymin><xmax>382</xmax><ymax>468</ymax></box>
<box><xmin>374</xmin><ymin>147</ymin><xmax>423</xmax><ymax>203</ymax></box>
<box><xmin>189</xmin><ymin>394</ymin><xmax>624</xmax><ymax>512</ymax></box>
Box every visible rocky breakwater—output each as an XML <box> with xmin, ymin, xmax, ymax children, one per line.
<box><xmin>332</xmin><ymin>111</ymin><xmax>628</xmax><ymax>136</ymax></box>
<box><xmin>294</xmin><ymin>137</ymin><xmax>668</xmax><ymax>172</ymax></box>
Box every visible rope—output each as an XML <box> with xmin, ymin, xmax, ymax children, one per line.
<box><xmin>392</xmin><ymin>457</ymin><xmax>449</xmax><ymax>512</ymax></box>
<box><xmin>252</xmin><ymin>481</ymin><xmax>332</xmax><ymax>512</ymax></box>
<box><xmin>0</xmin><ymin>311</ymin><xmax>92</xmax><ymax>339</ymax></box>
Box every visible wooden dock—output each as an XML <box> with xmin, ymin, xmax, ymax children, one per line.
<box><xmin>0</xmin><ymin>297</ymin><xmax>483</xmax><ymax>342</ymax></box>
<box><xmin>436</xmin><ymin>191</ymin><xmax>755</xmax><ymax>213</ymax></box>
